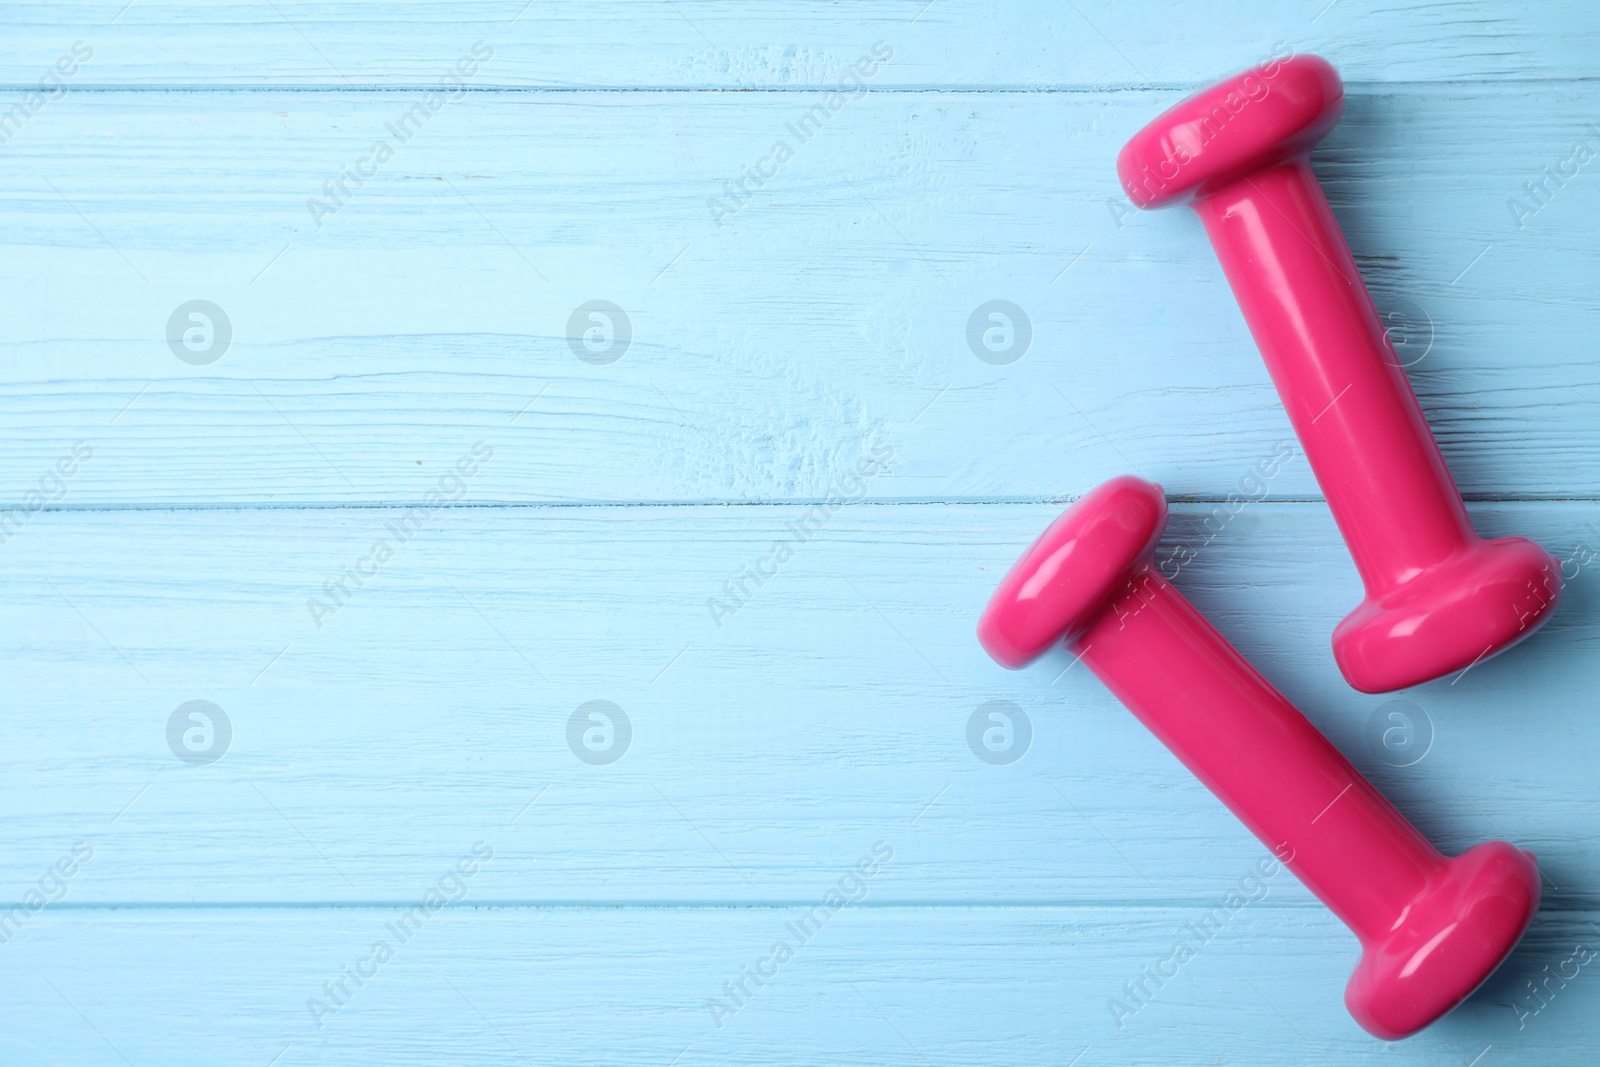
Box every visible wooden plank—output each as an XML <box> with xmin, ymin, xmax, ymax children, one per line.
<box><xmin>2</xmin><ymin>86</ymin><xmax>1597</xmax><ymax>505</ymax></box>
<box><xmin>3</xmin><ymin>1</ymin><xmax>1598</xmax><ymax>87</ymax></box>
<box><xmin>1</xmin><ymin>904</ymin><xmax>1594</xmax><ymax>1064</ymax></box>
<box><xmin>3</xmin><ymin>501</ymin><xmax>1595</xmax><ymax>903</ymax></box>
<box><xmin>5</xmin><ymin>4</ymin><xmax>1595</xmax><ymax>1064</ymax></box>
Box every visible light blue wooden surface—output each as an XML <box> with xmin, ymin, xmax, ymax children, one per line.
<box><xmin>2</xmin><ymin>3</ymin><xmax>1597</xmax><ymax>1064</ymax></box>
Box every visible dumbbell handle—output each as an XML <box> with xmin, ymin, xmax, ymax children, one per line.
<box><xmin>1078</xmin><ymin>564</ymin><xmax>1442</xmax><ymax>942</ymax></box>
<box><xmin>1193</xmin><ymin>161</ymin><xmax>1473</xmax><ymax>594</ymax></box>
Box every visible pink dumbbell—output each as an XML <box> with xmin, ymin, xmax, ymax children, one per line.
<box><xmin>1117</xmin><ymin>54</ymin><xmax>1560</xmax><ymax>693</ymax></box>
<box><xmin>978</xmin><ymin>476</ymin><xmax>1539</xmax><ymax>1039</ymax></box>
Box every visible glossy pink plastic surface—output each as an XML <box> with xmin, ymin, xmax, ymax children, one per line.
<box><xmin>1116</xmin><ymin>55</ymin><xmax>1561</xmax><ymax>693</ymax></box>
<box><xmin>977</xmin><ymin>477</ymin><xmax>1540</xmax><ymax>1040</ymax></box>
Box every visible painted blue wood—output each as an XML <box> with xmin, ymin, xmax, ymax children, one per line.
<box><xmin>3</xmin><ymin>1</ymin><xmax>1596</xmax><ymax>87</ymax></box>
<box><xmin>1</xmin><ymin>906</ymin><xmax>1596</xmax><ymax>1065</ymax></box>
<box><xmin>1</xmin><ymin>2</ymin><xmax>1597</xmax><ymax>1064</ymax></box>
<box><xmin>1</xmin><ymin>86</ymin><xmax>1598</xmax><ymax>504</ymax></box>
<box><xmin>0</xmin><ymin>500</ymin><xmax>1597</xmax><ymax>906</ymax></box>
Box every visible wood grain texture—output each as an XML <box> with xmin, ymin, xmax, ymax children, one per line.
<box><xmin>2</xmin><ymin>906</ymin><xmax>1595</xmax><ymax>1065</ymax></box>
<box><xmin>3</xmin><ymin>502</ymin><xmax>1595</xmax><ymax>905</ymax></box>
<box><xmin>1</xmin><ymin>86</ymin><xmax>1598</xmax><ymax>505</ymax></box>
<box><xmin>3</xmin><ymin>2</ymin><xmax>1598</xmax><ymax>1062</ymax></box>
<box><xmin>2</xmin><ymin>1</ymin><xmax>1596</xmax><ymax>87</ymax></box>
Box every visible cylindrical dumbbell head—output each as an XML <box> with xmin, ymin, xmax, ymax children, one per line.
<box><xmin>1333</xmin><ymin>535</ymin><xmax>1561</xmax><ymax>693</ymax></box>
<box><xmin>1117</xmin><ymin>54</ymin><xmax>1344</xmax><ymax>209</ymax></box>
<box><xmin>1346</xmin><ymin>840</ymin><xmax>1540</xmax><ymax>1039</ymax></box>
<box><xmin>978</xmin><ymin>475</ymin><xmax>1166</xmax><ymax>669</ymax></box>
